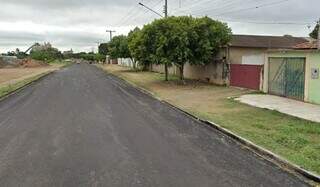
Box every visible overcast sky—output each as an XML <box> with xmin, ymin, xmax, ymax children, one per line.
<box><xmin>0</xmin><ymin>0</ymin><xmax>318</xmax><ymax>53</ymax></box>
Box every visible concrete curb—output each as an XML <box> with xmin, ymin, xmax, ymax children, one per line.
<box><xmin>103</xmin><ymin>69</ymin><xmax>320</xmax><ymax>186</ymax></box>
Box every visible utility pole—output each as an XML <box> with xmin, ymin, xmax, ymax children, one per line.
<box><xmin>164</xmin><ymin>0</ymin><xmax>169</xmax><ymax>81</ymax></box>
<box><xmin>106</xmin><ymin>30</ymin><xmax>116</xmax><ymax>41</ymax></box>
<box><xmin>164</xmin><ymin>0</ymin><xmax>168</xmax><ymax>18</ymax></box>
<box><xmin>318</xmin><ymin>19</ymin><xmax>320</xmax><ymax>50</ymax></box>
<box><xmin>138</xmin><ymin>0</ymin><xmax>169</xmax><ymax>80</ymax></box>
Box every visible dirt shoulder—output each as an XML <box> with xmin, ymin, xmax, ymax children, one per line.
<box><xmin>0</xmin><ymin>66</ymin><xmax>60</xmax><ymax>85</ymax></box>
<box><xmin>99</xmin><ymin>64</ymin><xmax>320</xmax><ymax>177</ymax></box>
<box><xmin>0</xmin><ymin>64</ymin><xmax>65</xmax><ymax>98</ymax></box>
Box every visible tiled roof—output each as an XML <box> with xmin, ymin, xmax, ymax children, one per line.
<box><xmin>294</xmin><ymin>40</ymin><xmax>318</xmax><ymax>49</ymax></box>
<box><xmin>230</xmin><ymin>34</ymin><xmax>309</xmax><ymax>49</ymax></box>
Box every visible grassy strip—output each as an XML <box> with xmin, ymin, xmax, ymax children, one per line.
<box><xmin>49</xmin><ymin>59</ymin><xmax>73</xmax><ymax>68</ymax></box>
<box><xmin>0</xmin><ymin>60</ymin><xmax>70</xmax><ymax>99</ymax></box>
<box><xmin>0</xmin><ymin>72</ymin><xmax>51</xmax><ymax>99</ymax></box>
<box><xmin>100</xmin><ymin>64</ymin><xmax>320</xmax><ymax>176</ymax></box>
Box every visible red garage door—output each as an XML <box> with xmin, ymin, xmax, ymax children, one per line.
<box><xmin>230</xmin><ymin>64</ymin><xmax>263</xmax><ymax>90</ymax></box>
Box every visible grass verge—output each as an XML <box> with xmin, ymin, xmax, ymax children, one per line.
<box><xmin>99</xmin><ymin>64</ymin><xmax>320</xmax><ymax>176</ymax></box>
<box><xmin>0</xmin><ymin>72</ymin><xmax>52</xmax><ymax>99</ymax></box>
<box><xmin>49</xmin><ymin>59</ymin><xmax>73</xmax><ymax>68</ymax></box>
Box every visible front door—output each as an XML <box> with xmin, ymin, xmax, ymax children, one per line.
<box><xmin>268</xmin><ymin>57</ymin><xmax>305</xmax><ymax>100</ymax></box>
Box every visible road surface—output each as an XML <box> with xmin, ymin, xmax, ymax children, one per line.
<box><xmin>0</xmin><ymin>64</ymin><xmax>308</xmax><ymax>186</ymax></box>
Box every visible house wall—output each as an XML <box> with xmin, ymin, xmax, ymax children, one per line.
<box><xmin>229</xmin><ymin>47</ymin><xmax>266</xmax><ymax>64</ymax></box>
<box><xmin>308</xmin><ymin>53</ymin><xmax>320</xmax><ymax>104</ymax></box>
<box><xmin>184</xmin><ymin>62</ymin><xmax>226</xmax><ymax>85</ymax></box>
<box><xmin>264</xmin><ymin>50</ymin><xmax>320</xmax><ymax>104</ymax></box>
<box><xmin>149</xmin><ymin>47</ymin><xmax>268</xmax><ymax>85</ymax></box>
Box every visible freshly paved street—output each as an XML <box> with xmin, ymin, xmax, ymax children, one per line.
<box><xmin>0</xmin><ymin>64</ymin><xmax>308</xmax><ymax>186</ymax></box>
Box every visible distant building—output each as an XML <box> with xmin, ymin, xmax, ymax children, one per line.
<box><xmin>63</xmin><ymin>49</ymin><xmax>74</xmax><ymax>56</ymax></box>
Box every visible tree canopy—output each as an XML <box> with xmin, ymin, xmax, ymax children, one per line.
<box><xmin>127</xmin><ymin>16</ymin><xmax>232</xmax><ymax>80</ymax></box>
<box><xmin>309</xmin><ymin>23</ymin><xmax>319</xmax><ymax>39</ymax></box>
<box><xmin>108</xmin><ymin>35</ymin><xmax>131</xmax><ymax>59</ymax></box>
<box><xmin>30</xmin><ymin>43</ymin><xmax>62</xmax><ymax>61</ymax></box>
<box><xmin>106</xmin><ymin>16</ymin><xmax>231</xmax><ymax>81</ymax></box>
<box><xmin>98</xmin><ymin>43</ymin><xmax>109</xmax><ymax>55</ymax></box>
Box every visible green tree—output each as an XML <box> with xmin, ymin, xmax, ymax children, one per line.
<box><xmin>127</xmin><ymin>27</ymin><xmax>141</xmax><ymax>69</ymax></box>
<box><xmin>309</xmin><ymin>23</ymin><xmax>319</xmax><ymax>39</ymax></box>
<box><xmin>98</xmin><ymin>43</ymin><xmax>109</xmax><ymax>55</ymax></box>
<box><xmin>30</xmin><ymin>46</ymin><xmax>62</xmax><ymax>62</ymax></box>
<box><xmin>191</xmin><ymin>16</ymin><xmax>232</xmax><ymax>64</ymax></box>
<box><xmin>146</xmin><ymin>16</ymin><xmax>232</xmax><ymax>80</ymax></box>
<box><xmin>108</xmin><ymin>35</ymin><xmax>130</xmax><ymax>59</ymax></box>
<box><xmin>128</xmin><ymin>27</ymin><xmax>158</xmax><ymax>70</ymax></box>
<box><xmin>151</xmin><ymin>18</ymin><xmax>174</xmax><ymax>81</ymax></box>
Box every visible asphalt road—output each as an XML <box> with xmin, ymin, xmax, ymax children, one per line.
<box><xmin>0</xmin><ymin>63</ymin><xmax>308</xmax><ymax>187</ymax></box>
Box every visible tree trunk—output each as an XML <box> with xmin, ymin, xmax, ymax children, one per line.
<box><xmin>165</xmin><ymin>63</ymin><xmax>168</xmax><ymax>81</ymax></box>
<box><xmin>130</xmin><ymin>58</ymin><xmax>136</xmax><ymax>70</ymax></box>
<box><xmin>179</xmin><ymin>64</ymin><xmax>184</xmax><ymax>81</ymax></box>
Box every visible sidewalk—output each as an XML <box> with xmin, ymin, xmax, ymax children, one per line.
<box><xmin>236</xmin><ymin>94</ymin><xmax>320</xmax><ymax>123</ymax></box>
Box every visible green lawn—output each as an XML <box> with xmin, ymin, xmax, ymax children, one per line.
<box><xmin>101</xmin><ymin>64</ymin><xmax>320</xmax><ymax>176</ymax></box>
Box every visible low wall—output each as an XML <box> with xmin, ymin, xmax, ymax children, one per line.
<box><xmin>118</xmin><ymin>58</ymin><xmax>134</xmax><ymax>68</ymax></box>
<box><xmin>151</xmin><ymin>62</ymin><xmax>228</xmax><ymax>85</ymax></box>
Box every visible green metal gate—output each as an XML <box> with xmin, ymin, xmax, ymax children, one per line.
<box><xmin>268</xmin><ymin>57</ymin><xmax>305</xmax><ymax>100</ymax></box>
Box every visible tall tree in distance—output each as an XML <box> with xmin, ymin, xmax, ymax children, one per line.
<box><xmin>98</xmin><ymin>43</ymin><xmax>109</xmax><ymax>56</ymax></box>
<box><xmin>127</xmin><ymin>27</ymin><xmax>141</xmax><ymax>69</ymax></box>
<box><xmin>309</xmin><ymin>23</ymin><xmax>319</xmax><ymax>39</ymax></box>
<box><xmin>108</xmin><ymin>35</ymin><xmax>130</xmax><ymax>59</ymax></box>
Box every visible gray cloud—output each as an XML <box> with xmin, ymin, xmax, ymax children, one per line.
<box><xmin>0</xmin><ymin>0</ymin><xmax>318</xmax><ymax>53</ymax></box>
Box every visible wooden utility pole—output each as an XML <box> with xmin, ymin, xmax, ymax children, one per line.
<box><xmin>106</xmin><ymin>30</ymin><xmax>116</xmax><ymax>42</ymax></box>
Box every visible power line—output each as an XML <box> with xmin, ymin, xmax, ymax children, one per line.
<box><xmin>171</xmin><ymin>0</ymin><xmax>220</xmax><ymax>14</ymax></box>
<box><xmin>219</xmin><ymin>19</ymin><xmax>314</xmax><ymax>26</ymax></box>
<box><xmin>123</xmin><ymin>0</ymin><xmax>164</xmax><ymax>26</ymax></box>
<box><xmin>181</xmin><ymin>0</ymin><xmax>263</xmax><ymax>16</ymax></box>
<box><xmin>213</xmin><ymin>0</ymin><xmax>292</xmax><ymax>16</ymax></box>
<box><xmin>175</xmin><ymin>0</ymin><xmax>290</xmax><ymax>17</ymax></box>
<box><xmin>139</xmin><ymin>2</ymin><xmax>163</xmax><ymax>17</ymax></box>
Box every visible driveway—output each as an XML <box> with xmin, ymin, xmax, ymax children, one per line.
<box><xmin>237</xmin><ymin>94</ymin><xmax>320</xmax><ymax>123</ymax></box>
<box><xmin>0</xmin><ymin>64</ymin><xmax>308</xmax><ymax>186</ymax></box>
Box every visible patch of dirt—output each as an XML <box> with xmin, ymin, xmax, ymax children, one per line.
<box><xmin>20</xmin><ymin>59</ymin><xmax>49</xmax><ymax>68</ymax></box>
<box><xmin>0</xmin><ymin>58</ymin><xmax>48</xmax><ymax>69</ymax></box>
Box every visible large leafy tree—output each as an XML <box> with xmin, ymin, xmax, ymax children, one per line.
<box><xmin>192</xmin><ymin>17</ymin><xmax>232</xmax><ymax>63</ymax></box>
<box><xmin>146</xmin><ymin>16</ymin><xmax>232</xmax><ymax>80</ymax></box>
<box><xmin>108</xmin><ymin>35</ymin><xmax>130</xmax><ymax>59</ymax></box>
<box><xmin>30</xmin><ymin>44</ymin><xmax>62</xmax><ymax>62</ymax></box>
<box><xmin>309</xmin><ymin>23</ymin><xmax>319</xmax><ymax>39</ymax></box>
<box><xmin>128</xmin><ymin>26</ymin><xmax>158</xmax><ymax>70</ymax></box>
<box><xmin>127</xmin><ymin>27</ymin><xmax>141</xmax><ymax>69</ymax></box>
<box><xmin>126</xmin><ymin>16</ymin><xmax>232</xmax><ymax>81</ymax></box>
<box><xmin>98</xmin><ymin>43</ymin><xmax>109</xmax><ymax>55</ymax></box>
